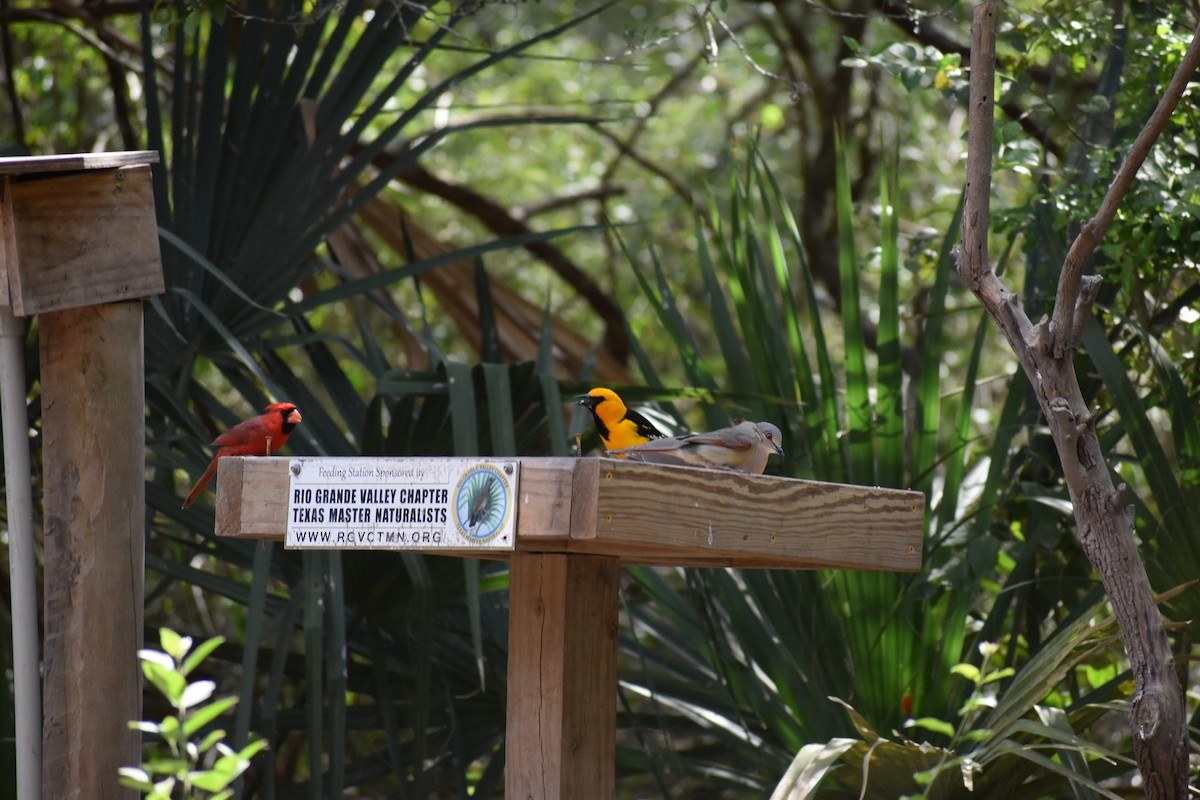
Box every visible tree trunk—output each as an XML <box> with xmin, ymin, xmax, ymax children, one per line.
<box><xmin>954</xmin><ymin>4</ymin><xmax>1195</xmax><ymax>796</ymax></box>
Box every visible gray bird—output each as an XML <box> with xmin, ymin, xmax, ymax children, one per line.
<box><xmin>608</xmin><ymin>420</ymin><xmax>784</xmax><ymax>474</ymax></box>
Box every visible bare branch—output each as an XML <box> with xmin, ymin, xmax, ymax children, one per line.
<box><xmin>954</xmin><ymin>5</ymin><xmax>1039</xmax><ymax>366</ymax></box>
<box><xmin>956</xmin><ymin>3</ymin><xmax>1190</xmax><ymax>794</ymax></box>
<box><xmin>515</xmin><ymin>186</ymin><xmax>627</xmax><ymax>222</ymax></box>
<box><xmin>958</xmin><ymin>2</ymin><xmax>997</xmax><ymax>290</ymax></box>
<box><xmin>390</xmin><ymin>157</ymin><xmax>633</xmax><ymax>364</ymax></box>
<box><xmin>1069</xmin><ymin>274</ymin><xmax>1103</xmax><ymax>350</ymax></box>
<box><xmin>1049</xmin><ymin>21</ymin><xmax>1200</xmax><ymax>357</ymax></box>
<box><xmin>590</xmin><ymin>123</ymin><xmax>702</xmax><ymax>217</ymax></box>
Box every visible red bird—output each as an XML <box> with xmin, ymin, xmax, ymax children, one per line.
<box><xmin>182</xmin><ymin>402</ymin><xmax>303</xmax><ymax>508</ymax></box>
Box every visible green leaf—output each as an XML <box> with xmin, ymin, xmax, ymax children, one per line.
<box><xmin>157</xmin><ymin>628</ymin><xmax>187</xmax><ymax>661</ymax></box>
<box><xmin>183</xmin><ymin>696</ymin><xmax>238</xmax><ymax>737</ymax></box>
<box><xmin>981</xmin><ymin>667</ymin><xmax>1016</xmax><ymax>685</ymax></box>
<box><xmin>768</xmin><ymin>739</ymin><xmax>857</xmax><ymax>800</ymax></box>
<box><xmin>618</xmin><ymin>230</ymin><xmax>720</xmax><ymax>395</ymax></box>
<box><xmin>145</xmin><ymin>757</ymin><xmax>188</xmax><ymax>775</ymax></box>
<box><xmin>951</xmin><ymin>663</ymin><xmax>981</xmax><ymax>683</ymax></box>
<box><xmin>141</xmin><ymin>661</ymin><xmax>187</xmax><ymax>705</ymax></box>
<box><xmin>142</xmin><ymin>776</ymin><xmax>177</xmax><ymax>800</ymax></box>
<box><xmin>912</xmin><ymin>192</ymin><xmax>964</xmax><ymax>496</ymax></box>
<box><xmin>446</xmin><ymin>360</ymin><xmax>478</xmax><ymax>456</ymax></box>
<box><xmin>157</xmin><ymin>715</ymin><xmax>182</xmax><ymax>745</ymax></box>
<box><xmin>190</xmin><ymin>768</ymin><xmax>237</xmax><ymax>793</ymax></box>
<box><xmin>180</xmin><ymin>635</ymin><xmax>225</xmax><ymax>677</ymax></box>
<box><xmin>907</xmin><ymin>716</ymin><xmax>956</xmax><ymax>738</ymax></box>
<box><xmin>980</xmin><ymin>591</ymin><xmax>1112</xmax><ymax>742</ymax></box>
<box><xmin>834</xmin><ymin>127</ymin><xmax>873</xmax><ymax>485</ymax></box>
<box><xmin>236</xmin><ymin>737</ymin><xmax>269</xmax><ymax>761</ymax></box>
<box><xmin>984</xmin><ymin>743</ymin><xmax>1125</xmax><ymax>800</ymax></box>
<box><xmin>482</xmin><ymin>363</ymin><xmax>516</xmax><ymax>456</ymax></box>
<box><xmin>291</xmin><ymin>225</ymin><xmax>608</xmax><ymax>314</ymax></box>
<box><xmin>197</xmin><ymin>728</ymin><xmax>227</xmax><ymax>752</ymax></box>
<box><xmin>158</xmin><ymin>228</ymin><xmax>281</xmax><ymax>315</ymax></box>
<box><xmin>875</xmin><ymin>156</ymin><xmax>904</xmax><ymax>489</ymax></box>
<box><xmin>694</xmin><ymin>213</ymin><xmax>755</xmax><ymax>398</ymax></box>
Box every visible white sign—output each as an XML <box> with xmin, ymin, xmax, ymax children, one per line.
<box><xmin>285</xmin><ymin>458</ymin><xmax>519</xmax><ymax>551</ymax></box>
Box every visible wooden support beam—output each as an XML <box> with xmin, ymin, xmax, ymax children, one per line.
<box><xmin>215</xmin><ymin>457</ymin><xmax>924</xmax><ymax>571</ymax></box>
<box><xmin>506</xmin><ymin>553</ymin><xmax>618</xmax><ymax>800</ymax></box>
<box><xmin>40</xmin><ymin>301</ymin><xmax>145</xmax><ymax>800</ymax></box>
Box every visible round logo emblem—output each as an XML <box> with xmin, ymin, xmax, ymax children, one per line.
<box><xmin>452</xmin><ymin>464</ymin><xmax>512</xmax><ymax>544</ymax></box>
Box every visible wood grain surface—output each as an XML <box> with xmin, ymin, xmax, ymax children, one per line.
<box><xmin>215</xmin><ymin>457</ymin><xmax>923</xmax><ymax>570</ymax></box>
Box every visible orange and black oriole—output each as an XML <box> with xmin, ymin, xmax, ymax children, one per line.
<box><xmin>576</xmin><ymin>387</ymin><xmax>665</xmax><ymax>456</ymax></box>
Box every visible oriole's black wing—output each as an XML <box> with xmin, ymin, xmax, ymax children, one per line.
<box><xmin>623</xmin><ymin>407</ymin><xmax>666</xmax><ymax>440</ymax></box>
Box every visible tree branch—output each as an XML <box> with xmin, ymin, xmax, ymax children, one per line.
<box><xmin>959</xmin><ymin>2</ymin><xmax>996</xmax><ymax>292</ymax></box>
<box><xmin>515</xmin><ymin>186</ymin><xmax>626</xmax><ymax>222</ymax></box>
<box><xmin>381</xmin><ymin>154</ymin><xmax>632</xmax><ymax>364</ymax></box>
<box><xmin>590</xmin><ymin>122</ymin><xmax>701</xmax><ymax>217</ymax></box>
<box><xmin>1048</xmin><ymin>21</ymin><xmax>1200</xmax><ymax>357</ymax></box>
<box><xmin>953</xmin><ymin>3</ymin><xmax>1190</xmax><ymax>796</ymax></box>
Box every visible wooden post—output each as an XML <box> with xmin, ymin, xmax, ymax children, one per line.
<box><xmin>506</xmin><ymin>553</ymin><xmax>619</xmax><ymax>800</ymax></box>
<box><xmin>1</xmin><ymin>151</ymin><xmax>163</xmax><ymax>800</ymax></box>
<box><xmin>40</xmin><ymin>302</ymin><xmax>146</xmax><ymax>798</ymax></box>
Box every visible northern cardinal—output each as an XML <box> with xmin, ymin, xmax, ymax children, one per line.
<box><xmin>181</xmin><ymin>402</ymin><xmax>303</xmax><ymax>508</ymax></box>
<box><xmin>576</xmin><ymin>387</ymin><xmax>666</xmax><ymax>455</ymax></box>
<box><xmin>607</xmin><ymin>420</ymin><xmax>784</xmax><ymax>474</ymax></box>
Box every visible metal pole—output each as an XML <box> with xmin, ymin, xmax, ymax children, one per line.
<box><xmin>0</xmin><ymin>305</ymin><xmax>42</xmax><ymax>800</ymax></box>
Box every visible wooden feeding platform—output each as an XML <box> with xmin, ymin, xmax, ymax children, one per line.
<box><xmin>216</xmin><ymin>455</ymin><xmax>924</xmax><ymax>799</ymax></box>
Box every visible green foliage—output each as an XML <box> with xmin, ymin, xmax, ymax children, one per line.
<box><xmin>120</xmin><ymin>629</ymin><xmax>267</xmax><ymax>800</ymax></box>
<box><xmin>611</xmin><ymin>134</ymin><xmax>1188</xmax><ymax>795</ymax></box>
<box><xmin>988</xmin><ymin>2</ymin><xmax>1200</xmax><ymax>625</ymax></box>
<box><xmin>4</xmin><ymin>1</ymin><xmax>1198</xmax><ymax>797</ymax></box>
<box><xmin>772</xmin><ymin>565</ymin><xmax>1140</xmax><ymax>798</ymax></box>
<box><xmin>608</xmin><ymin>141</ymin><xmax>983</xmax><ymax>794</ymax></box>
<box><xmin>132</xmin><ymin>3</ymin><xmax>603</xmax><ymax>796</ymax></box>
